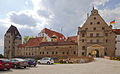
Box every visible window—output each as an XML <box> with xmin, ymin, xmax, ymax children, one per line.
<box><xmin>82</xmin><ymin>52</ymin><xmax>84</xmax><ymax>56</ymax></box>
<box><xmin>40</xmin><ymin>52</ymin><xmax>41</xmax><ymax>54</ymax></box>
<box><xmin>94</xmin><ymin>17</ymin><xmax>96</xmax><ymax>20</ymax></box>
<box><xmin>90</xmin><ymin>33</ymin><xmax>93</xmax><ymax>37</ymax></box>
<box><xmin>69</xmin><ymin>46</ymin><xmax>72</xmax><ymax>48</ymax></box>
<box><xmin>82</xmin><ymin>34</ymin><xmax>85</xmax><ymax>37</ymax></box>
<box><xmin>42</xmin><ymin>52</ymin><xmax>44</xmax><ymax>54</ymax></box>
<box><xmin>85</xmin><ymin>28</ymin><xmax>88</xmax><ymax>30</ymax></box>
<box><xmin>90</xmin><ymin>40</ymin><xmax>93</xmax><ymax>43</ymax></box>
<box><xmin>67</xmin><ymin>52</ymin><xmax>69</xmax><ymax>55</ymax></box>
<box><xmin>93</xmin><ymin>27</ymin><xmax>96</xmax><ymax>30</ymax></box>
<box><xmin>47</xmin><ymin>52</ymin><xmax>48</xmax><ymax>54</ymax></box>
<box><xmin>96</xmin><ymin>39</ymin><xmax>99</xmax><ymax>43</ymax></box>
<box><xmin>52</xmin><ymin>52</ymin><xmax>54</xmax><ymax>54</ymax></box>
<box><xmin>29</xmin><ymin>53</ymin><xmax>30</xmax><ymax>55</ymax></box>
<box><xmin>56</xmin><ymin>47</ymin><xmax>58</xmax><ymax>48</ymax></box>
<box><xmin>82</xmin><ymin>46</ymin><xmax>85</xmax><ymax>50</ymax></box>
<box><xmin>44</xmin><ymin>47</ymin><xmax>46</xmax><ymax>49</ymax></box>
<box><xmin>102</xmin><ymin>27</ymin><xmax>105</xmax><ymax>30</ymax></box>
<box><xmin>105</xmin><ymin>33</ymin><xmax>108</xmax><ymax>37</ymax></box>
<box><xmin>82</xmin><ymin>39</ymin><xmax>84</xmax><ymax>42</ymax></box>
<box><xmin>56</xmin><ymin>52</ymin><xmax>58</xmax><ymax>54</ymax></box>
<box><xmin>62</xmin><ymin>52</ymin><xmax>64</xmax><ymax>54</ymax></box>
<box><xmin>9</xmin><ymin>46</ymin><xmax>10</xmax><ymax>48</ymax></box>
<box><xmin>105</xmin><ymin>52</ymin><xmax>107</xmax><ymax>56</ymax></box>
<box><xmin>32</xmin><ymin>53</ymin><xmax>33</xmax><ymax>55</ymax></box>
<box><xmin>90</xmin><ymin>22</ymin><xmax>93</xmax><ymax>25</ymax></box>
<box><xmin>106</xmin><ymin>39</ymin><xmax>108</xmax><ymax>43</ymax></box>
<box><xmin>97</xmin><ymin>22</ymin><xmax>100</xmax><ymax>24</ymax></box>
<box><xmin>74</xmin><ymin>51</ymin><xmax>76</xmax><ymax>55</ymax></box>
<box><xmin>96</xmin><ymin>33</ymin><xmax>99</xmax><ymax>37</ymax></box>
<box><xmin>9</xmin><ymin>41</ymin><xmax>10</xmax><ymax>43</ymax></box>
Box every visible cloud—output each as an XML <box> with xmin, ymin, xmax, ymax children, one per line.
<box><xmin>8</xmin><ymin>11</ymin><xmax>37</xmax><ymax>26</ymax></box>
<box><xmin>0</xmin><ymin>38</ymin><xmax>4</xmax><ymax>46</ymax></box>
<box><xmin>99</xmin><ymin>3</ymin><xmax>120</xmax><ymax>28</ymax></box>
<box><xmin>1</xmin><ymin>0</ymin><xmax>120</xmax><ymax>39</ymax></box>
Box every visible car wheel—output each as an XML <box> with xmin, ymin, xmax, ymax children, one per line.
<box><xmin>24</xmin><ymin>66</ymin><xmax>26</xmax><ymax>68</ymax></box>
<box><xmin>47</xmin><ymin>62</ymin><xmax>50</xmax><ymax>64</ymax></box>
<box><xmin>34</xmin><ymin>64</ymin><xmax>36</xmax><ymax>67</ymax></box>
<box><xmin>7</xmin><ymin>68</ymin><xmax>10</xmax><ymax>70</ymax></box>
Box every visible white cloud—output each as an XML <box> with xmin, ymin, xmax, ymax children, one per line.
<box><xmin>99</xmin><ymin>3</ymin><xmax>120</xmax><ymax>28</ymax></box>
<box><xmin>0</xmin><ymin>38</ymin><xmax>4</xmax><ymax>47</ymax></box>
<box><xmin>2</xmin><ymin>0</ymin><xmax>120</xmax><ymax>38</ymax></box>
<box><xmin>25</xmin><ymin>1</ymin><xmax>29</xmax><ymax>5</ymax></box>
<box><xmin>92</xmin><ymin>0</ymin><xmax>109</xmax><ymax>6</ymax></box>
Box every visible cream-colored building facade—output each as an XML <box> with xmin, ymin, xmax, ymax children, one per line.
<box><xmin>78</xmin><ymin>7</ymin><xmax>116</xmax><ymax>57</ymax></box>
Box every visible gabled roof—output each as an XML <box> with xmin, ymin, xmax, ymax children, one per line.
<box><xmin>40</xmin><ymin>28</ymin><xmax>66</xmax><ymax>41</ymax></box>
<box><xmin>67</xmin><ymin>36</ymin><xmax>78</xmax><ymax>43</ymax></box>
<box><xmin>6</xmin><ymin>25</ymin><xmax>21</xmax><ymax>36</ymax></box>
<box><xmin>112</xmin><ymin>29</ymin><xmax>120</xmax><ymax>35</ymax></box>
<box><xmin>18</xmin><ymin>37</ymin><xmax>44</xmax><ymax>47</ymax></box>
<box><xmin>40</xmin><ymin>41</ymin><xmax>77</xmax><ymax>46</ymax></box>
<box><xmin>25</xmin><ymin>37</ymin><xmax>44</xmax><ymax>47</ymax></box>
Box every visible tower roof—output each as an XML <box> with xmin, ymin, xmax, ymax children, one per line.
<box><xmin>6</xmin><ymin>25</ymin><xmax>21</xmax><ymax>36</ymax></box>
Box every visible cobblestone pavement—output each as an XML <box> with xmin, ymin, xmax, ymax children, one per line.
<box><xmin>0</xmin><ymin>58</ymin><xmax>120</xmax><ymax>74</ymax></box>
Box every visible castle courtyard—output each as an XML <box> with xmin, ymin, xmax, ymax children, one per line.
<box><xmin>1</xmin><ymin>58</ymin><xmax>120</xmax><ymax>74</ymax></box>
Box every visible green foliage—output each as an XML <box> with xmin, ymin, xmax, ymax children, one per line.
<box><xmin>23</xmin><ymin>36</ymin><xmax>30</xmax><ymax>44</ymax></box>
<box><xmin>0</xmin><ymin>54</ymin><xmax>4</xmax><ymax>58</ymax></box>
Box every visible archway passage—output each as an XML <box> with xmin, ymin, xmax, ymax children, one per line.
<box><xmin>95</xmin><ymin>49</ymin><xmax>99</xmax><ymax>57</ymax></box>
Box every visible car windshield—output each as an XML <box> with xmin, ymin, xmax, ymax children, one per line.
<box><xmin>11</xmin><ymin>58</ymin><xmax>24</xmax><ymax>62</ymax></box>
<box><xmin>42</xmin><ymin>58</ymin><xmax>50</xmax><ymax>60</ymax></box>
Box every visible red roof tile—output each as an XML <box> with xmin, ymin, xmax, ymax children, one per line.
<box><xmin>67</xmin><ymin>36</ymin><xmax>78</xmax><ymax>43</ymax></box>
<box><xmin>113</xmin><ymin>29</ymin><xmax>120</xmax><ymax>35</ymax></box>
<box><xmin>40</xmin><ymin>28</ymin><xmax>66</xmax><ymax>41</ymax></box>
<box><xmin>40</xmin><ymin>41</ymin><xmax>77</xmax><ymax>46</ymax></box>
<box><xmin>25</xmin><ymin>37</ymin><xmax>44</xmax><ymax>47</ymax></box>
<box><xmin>18</xmin><ymin>37</ymin><xmax>44</xmax><ymax>47</ymax></box>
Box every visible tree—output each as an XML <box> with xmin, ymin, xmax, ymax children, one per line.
<box><xmin>0</xmin><ymin>54</ymin><xmax>4</xmax><ymax>58</ymax></box>
<box><xmin>23</xmin><ymin>36</ymin><xmax>30</xmax><ymax>44</ymax></box>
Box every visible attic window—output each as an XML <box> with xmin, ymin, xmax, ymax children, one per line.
<box><xmin>94</xmin><ymin>17</ymin><xmax>96</xmax><ymax>20</ymax></box>
<box><xmin>90</xmin><ymin>22</ymin><xmax>93</xmax><ymax>25</ymax></box>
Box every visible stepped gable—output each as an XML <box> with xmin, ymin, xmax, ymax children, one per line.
<box><xmin>41</xmin><ymin>28</ymin><xmax>66</xmax><ymax>41</ymax></box>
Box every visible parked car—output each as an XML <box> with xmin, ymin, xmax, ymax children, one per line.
<box><xmin>10</xmin><ymin>58</ymin><xmax>28</xmax><ymax>69</ymax></box>
<box><xmin>24</xmin><ymin>58</ymin><xmax>36</xmax><ymax>67</ymax></box>
<box><xmin>38</xmin><ymin>57</ymin><xmax>54</xmax><ymax>64</ymax></box>
<box><xmin>0</xmin><ymin>59</ymin><xmax>12</xmax><ymax>70</ymax></box>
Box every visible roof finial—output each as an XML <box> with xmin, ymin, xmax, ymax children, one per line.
<box><xmin>93</xmin><ymin>5</ymin><xmax>94</xmax><ymax>10</ymax></box>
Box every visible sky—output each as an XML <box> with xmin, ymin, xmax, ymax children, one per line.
<box><xmin>0</xmin><ymin>0</ymin><xmax>120</xmax><ymax>54</ymax></box>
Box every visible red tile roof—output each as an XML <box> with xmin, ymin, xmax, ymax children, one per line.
<box><xmin>40</xmin><ymin>28</ymin><xmax>66</xmax><ymax>41</ymax></box>
<box><xmin>40</xmin><ymin>41</ymin><xmax>77</xmax><ymax>46</ymax></box>
<box><xmin>113</xmin><ymin>29</ymin><xmax>120</xmax><ymax>35</ymax></box>
<box><xmin>18</xmin><ymin>37</ymin><xmax>44</xmax><ymax>47</ymax></box>
<box><xmin>67</xmin><ymin>36</ymin><xmax>78</xmax><ymax>43</ymax></box>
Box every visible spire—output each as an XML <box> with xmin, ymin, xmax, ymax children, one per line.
<box><xmin>93</xmin><ymin>5</ymin><xmax>94</xmax><ymax>10</ymax></box>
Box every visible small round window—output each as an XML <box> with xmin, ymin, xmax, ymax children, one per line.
<box><xmin>90</xmin><ymin>22</ymin><xmax>93</xmax><ymax>25</ymax></box>
<box><xmin>97</xmin><ymin>22</ymin><xmax>100</xmax><ymax>24</ymax></box>
<box><xmin>94</xmin><ymin>17</ymin><xmax>96</xmax><ymax>20</ymax></box>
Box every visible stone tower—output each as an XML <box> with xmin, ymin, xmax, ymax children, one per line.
<box><xmin>78</xmin><ymin>7</ymin><xmax>116</xmax><ymax>57</ymax></box>
<box><xmin>4</xmin><ymin>25</ymin><xmax>22</xmax><ymax>59</ymax></box>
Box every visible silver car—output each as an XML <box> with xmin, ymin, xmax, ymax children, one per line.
<box><xmin>38</xmin><ymin>57</ymin><xmax>54</xmax><ymax>64</ymax></box>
